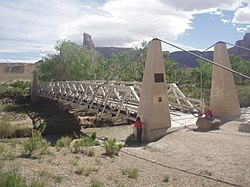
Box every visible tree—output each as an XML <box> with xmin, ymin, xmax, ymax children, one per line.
<box><xmin>191</xmin><ymin>59</ymin><xmax>212</xmax><ymax>89</ymax></box>
<box><xmin>107</xmin><ymin>45</ymin><xmax>146</xmax><ymax>82</ymax></box>
<box><xmin>38</xmin><ymin>40</ymin><xmax>108</xmax><ymax>81</ymax></box>
<box><xmin>163</xmin><ymin>51</ymin><xmax>183</xmax><ymax>83</ymax></box>
<box><xmin>230</xmin><ymin>54</ymin><xmax>250</xmax><ymax>85</ymax></box>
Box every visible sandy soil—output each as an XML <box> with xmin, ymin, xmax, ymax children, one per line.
<box><xmin>1</xmin><ymin>120</ymin><xmax>250</xmax><ymax>187</ymax></box>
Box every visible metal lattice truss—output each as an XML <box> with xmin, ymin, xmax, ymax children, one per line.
<box><xmin>36</xmin><ymin>81</ymin><xmax>203</xmax><ymax>121</ymax></box>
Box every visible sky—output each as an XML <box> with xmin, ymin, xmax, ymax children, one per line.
<box><xmin>0</xmin><ymin>0</ymin><xmax>250</xmax><ymax>63</ymax></box>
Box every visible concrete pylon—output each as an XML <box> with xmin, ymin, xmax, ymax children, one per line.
<box><xmin>31</xmin><ymin>70</ymin><xmax>39</xmax><ymax>102</ymax></box>
<box><xmin>137</xmin><ymin>39</ymin><xmax>171</xmax><ymax>142</ymax></box>
<box><xmin>210</xmin><ymin>42</ymin><xmax>241</xmax><ymax>117</ymax></box>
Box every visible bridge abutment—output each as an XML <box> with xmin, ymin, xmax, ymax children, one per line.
<box><xmin>137</xmin><ymin>39</ymin><xmax>171</xmax><ymax>142</ymax></box>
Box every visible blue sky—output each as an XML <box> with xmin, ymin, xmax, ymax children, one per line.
<box><xmin>0</xmin><ymin>0</ymin><xmax>250</xmax><ymax>63</ymax></box>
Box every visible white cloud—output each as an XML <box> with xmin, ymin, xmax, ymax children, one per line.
<box><xmin>232</xmin><ymin>3</ymin><xmax>250</xmax><ymax>24</ymax></box>
<box><xmin>159</xmin><ymin>0</ymin><xmax>247</xmax><ymax>13</ymax></box>
<box><xmin>0</xmin><ymin>0</ymin><xmax>250</xmax><ymax>61</ymax></box>
<box><xmin>0</xmin><ymin>59</ymin><xmax>38</xmax><ymax>63</ymax></box>
<box><xmin>236</xmin><ymin>27</ymin><xmax>248</xmax><ymax>32</ymax></box>
<box><xmin>222</xmin><ymin>18</ymin><xmax>231</xmax><ymax>24</ymax></box>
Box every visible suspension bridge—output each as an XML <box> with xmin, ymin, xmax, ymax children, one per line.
<box><xmin>31</xmin><ymin>38</ymin><xmax>250</xmax><ymax>141</ymax></box>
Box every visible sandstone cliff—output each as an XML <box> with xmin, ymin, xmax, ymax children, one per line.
<box><xmin>0</xmin><ymin>63</ymin><xmax>36</xmax><ymax>74</ymax></box>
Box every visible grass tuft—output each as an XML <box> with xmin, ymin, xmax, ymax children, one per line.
<box><xmin>103</xmin><ymin>138</ymin><xmax>123</xmax><ymax>157</ymax></box>
<box><xmin>121</xmin><ymin>168</ymin><xmax>139</xmax><ymax>179</ymax></box>
<box><xmin>55</xmin><ymin>136</ymin><xmax>72</xmax><ymax>151</ymax></box>
<box><xmin>89</xmin><ymin>179</ymin><xmax>105</xmax><ymax>187</ymax></box>
<box><xmin>0</xmin><ymin>167</ymin><xmax>26</xmax><ymax>187</ymax></box>
<box><xmin>163</xmin><ymin>175</ymin><xmax>170</xmax><ymax>183</ymax></box>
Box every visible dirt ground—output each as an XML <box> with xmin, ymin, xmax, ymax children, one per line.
<box><xmin>1</xmin><ymin>119</ymin><xmax>250</xmax><ymax>187</ymax></box>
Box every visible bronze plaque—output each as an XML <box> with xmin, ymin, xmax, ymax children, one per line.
<box><xmin>154</xmin><ymin>73</ymin><xmax>164</xmax><ymax>82</ymax></box>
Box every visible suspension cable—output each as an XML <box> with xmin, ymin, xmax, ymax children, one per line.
<box><xmin>89</xmin><ymin>42</ymin><xmax>149</xmax><ymax>92</ymax></box>
<box><xmin>159</xmin><ymin>39</ymin><xmax>250</xmax><ymax>80</ymax></box>
<box><xmin>224</xmin><ymin>41</ymin><xmax>250</xmax><ymax>52</ymax></box>
<box><xmin>198</xmin><ymin>42</ymin><xmax>217</xmax><ymax>101</ymax></box>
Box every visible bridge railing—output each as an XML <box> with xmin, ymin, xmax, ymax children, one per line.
<box><xmin>36</xmin><ymin>81</ymin><xmax>203</xmax><ymax>121</ymax></box>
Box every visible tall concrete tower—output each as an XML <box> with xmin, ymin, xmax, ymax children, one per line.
<box><xmin>31</xmin><ymin>70</ymin><xmax>39</xmax><ymax>102</ymax></box>
<box><xmin>210</xmin><ymin>42</ymin><xmax>241</xmax><ymax>118</ymax></box>
<box><xmin>137</xmin><ymin>39</ymin><xmax>171</xmax><ymax>142</ymax></box>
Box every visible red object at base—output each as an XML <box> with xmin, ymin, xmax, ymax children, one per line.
<box><xmin>204</xmin><ymin>109</ymin><xmax>213</xmax><ymax>117</ymax></box>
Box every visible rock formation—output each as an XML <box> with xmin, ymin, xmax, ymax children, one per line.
<box><xmin>229</xmin><ymin>33</ymin><xmax>250</xmax><ymax>60</ymax></box>
<box><xmin>0</xmin><ymin>63</ymin><xmax>35</xmax><ymax>74</ymax></box>
<box><xmin>83</xmin><ymin>33</ymin><xmax>95</xmax><ymax>50</ymax></box>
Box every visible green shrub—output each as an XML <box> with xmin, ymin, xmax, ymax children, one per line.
<box><xmin>0</xmin><ymin>145</ymin><xmax>16</xmax><ymax>160</ymax></box>
<box><xmin>21</xmin><ymin>130</ymin><xmax>50</xmax><ymax>158</ymax></box>
<box><xmin>14</xmin><ymin>126</ymin><xmax>32</xmax><ymax>138</ymax></box>
<box><xmin>37</xmin><ymin>169</ymin><xmax>63</xmax><ymax>184</ymax></box>
<box><xmin>56</xmin><ymin>136</ymin><xmax>72</xmax><ymax>151</ymax></box>
<box><xmin>10</xmin><ymin>80</ymin><xmax>31</xmax><ymax>91</ymax></box>
<box><xmin>82</xmin><ymin>132</ymin><xmax>99</xmax><ymax>147</ymax></box>
<box><xmin>89</xmin><ymin>179</ymin><xmax>105</xmax><ymax>187</ymax></box>
<box><xmin>71</xmin><ymin>140</ymin><xmax>83</xmax><ymax>153</ymax></box>
<box><xmin>53</xmin><ymin>175</ymin><xmax>63</xmax><ymax>184</ymax></box>
<box><xmin>87</xmin><ymin>148</ymin><xmax>95</xmax><ymax>157</ymax></box>
<box><xmin>0</xmin><ymin>120</ymin><xmax>15</xmax><ymax>139</ymax></box>
<box><xmin>71</xmin><ymin>132</ymin><xmax>98</xmax><ymax>153</ymax></box>
<box><xmin>103</xmin><ymin>138</ymin><xmax>123</xmax><ymax>157</ymax></box>
<box><xmin>75</xmin><ymin>166</ymin><xmax>98</xmax><ymax>177</ymax></box>
<box><xmin>30</xmin><ymin>179</ymin><xmax>46</xmax><ymax>187</ymax></box>
<box><xmin>0</xmin><ymin>167</ymin><xmax>26</xmax><ymax>187</ymax></box>
<box><xmin>163</xmin><ymin>175</ymin><xmax>169</xmax><ymax>183</ymax></box>
<box><xmin>125</xmin><ymin>134</ymin><xmax>137</xmax><ymax>146</ymax></box>
<box><xmin>121</xmin><ymin>168</ymin><xmax>139</xmax><ymax>179</ymax></box>
<box><xmin>0</xmin><ymin>120</ymin><xmax>32</xmax><ymax>139</ymax></box>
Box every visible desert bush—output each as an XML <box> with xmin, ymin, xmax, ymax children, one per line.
<box><xmin>0</xmin><ymin>145</ymin><xmax>16</xmax><ymax>160</ymax></box>
<box><xmin>0</xmin><ymin>167</ymin><xmax>26</xmax><ymax>187</ymax></box>
<box><xmin>75</xmin><ymin>166</ymin><xmax>98</xmax><ymax>177</ymax></box>
<box><xmin>0</xmin><ymin>120</ymin><xmax>32</xmax><ymax>139</ymax></box>
<box><xmin>89</xmin><ymin>179</ymin><xmax>105</xmax><ymax>187</ymax></box>
<box><xmin>81</xmin><ymin>132</ymin><xmax>98</xmax><ymax>147</ymax></box>
<box><xmin>163</xmin><ymin>175</ymin><xmax>169</xmax><ymax>183</ymax></box>
<box><xmin>237</xmin><ymin>85</ymin><xmax>250</xmax><ymax>107</ymax></box>
<box><xmin>10</xmin><ymin>80</ymin><xmax>31</xmax><ymax>91</ymax></box>
<box><xmin>121</xmin><ymin>168</ymin><xmax>139</xmax><ymax>179</ymax></box>
<box><xmin>0</xmin><ymin>120</ymin><xmax>15</xmax><ymax>138</ymax></box>
<box><xmin>71</xmin><ymin>132</ymin><xmax>99</xmax><ymax>153</ymax></box>
<box><xmin>87</xmin><ymin>148</ymin><xmax>95</xmax><ymax>157</ymax></box>
<box><xmin>0</xmin><ymin>81</ymin><xmax>30</xmax><ymax>101</ymax></box>
<box><xmin>56</xmin><ymin>136</ymin><xmax>72</xmax><ymax>151</ymax></box>
<box><xmin>21</xmin><ymin>130</ymin><xmax>50</xmax><ymax>158</ymax></box>
<box><xmin>71</xmin><ymin>140</ymin><xmax>83</xmax><ymax>153</ymax></box>
<box><xmin>14</xmin><ymin>126</ymin><xmax>32</xmax><ymax>138</ymax></box>
<box><xmin>38</xmin><ymin>169</ymin><xmax>63</xmax><ymax>184</ymax></box>
<box><xmin>125</xmin><ymin>133</ymin><xmax>137</xmax><ymax>146</ymax></box>
<box><xmin>103</xmin><ymin>138</ymin><xmax>123</xmax><ymax>157</ymax></box>
<box><xmin>30</xmin><ymin>179</ymin><xmax>46</xmax><ymax>187</ymax></box>
<box><xmin>53</xmin><ymin>175</ymin><xmax>63</xmax><ymax>184</ymax></box>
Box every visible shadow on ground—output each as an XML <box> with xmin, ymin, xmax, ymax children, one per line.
<box><xmin>3</xmin><ymin>98</ymin><xmax>83</xmax><ymax>138</ymax></box>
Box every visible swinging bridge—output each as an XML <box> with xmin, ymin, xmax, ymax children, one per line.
<box><xmin>32</xmin><ymin>38</ymin><xmax>250</xmax><ymax>141</ymax></box>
